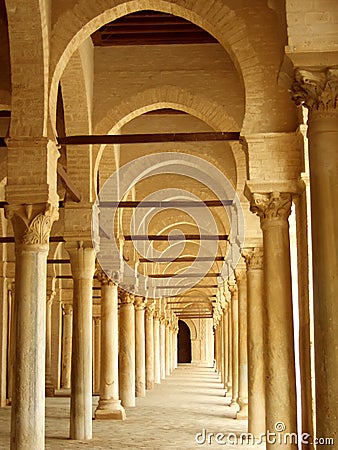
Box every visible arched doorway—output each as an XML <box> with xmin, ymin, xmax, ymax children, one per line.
<box><xmin>178</xmin><ymin>320</ymin><xmax>192</xmax><ymax>363</ymax></box>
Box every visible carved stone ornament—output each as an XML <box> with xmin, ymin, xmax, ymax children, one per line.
<box><xmin>250</xmin><ymin>192</ymin><xmax>292</xmax><ymax>221</ymax></box>
<box><xmin>134</xmin><ymin>295</ymin><xmax>146</xmax><ymax>310</ymax></box>
<box><xmin>118</xmin><ymin>287</ymin><xmax>133</xmax><ymax>304</ymax></box>
<box><xmin>95</xmin><ymin>261</ymin><xmax>117</xmax><ymax>286</ymax></box>
<box><xmin>243</xmin><ymin>247</ymin><xmax>264</xmax><ymax>271</ymax></box>
<box><xmin>145</xmin><ymin>302</ymin><xmax>155</xmax><ymax>319</ymax></box>
<box><xmin>291</xmin><ymin>68</ymin><xmax>338</xmax><ymax>112</ymax></box>
<box><xmin>5</xmin><ymin>203</ymin><xmax>58</xmax><ymax>246</ymax></box>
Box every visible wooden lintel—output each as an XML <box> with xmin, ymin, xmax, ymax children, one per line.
<box><xmin>0</xmin><ymin>236</ymin><xmax>65</xmax><ymax>243</ymax></box>
<box><xmin>155</xmin><ymin>284</ymin><xmax>218</xmax><ymax>289</ymax></box>
<box><xmin>47</xmin><ymin>259</ymin><xmax>70</xmax><ymax>264</ymax></box>
<box><xmin>148</xmin><ymin>273</ymin><xmax>220</xmax><ymax>278</ymax></box>
<box><xmin>57</xmin><ymin>132</ymin><xmax>240</xmax><ymax>146</ymax></box>
<box><xmin>99</xmin><ymin>200</ymin><xmax>232</xmax><ymax>208</ymax></box>
<box><xmin>125</xmin><ymin>234</ymin><xmax>228</xmax><ymax>241</ymax></box>
<box><xmin>57</xmin><ymin>163</ymin><xmax>81</xmax><ymax>203</ymax></box>
<box><xmin>140</xmin><ymin>256</ymin><xmax>224</xmax><ymax>263</ymax></box>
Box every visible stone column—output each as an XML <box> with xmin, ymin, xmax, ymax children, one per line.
<box><xmin>169</xmin><ymin>321</ymin><xmax>173</xmax><ymax>373</ymax></box>
<box><xmin>293</xmin><ymin>68</ymin><xmax>338</xmax><ymax>441</ymax></box>
<box><xmin>93</xmin><ymin>317</ymin><xmax>101</xmax><ymax>394</ymax></box>
<box><xmin>160</xmin><ymin>316</ymin><xmax>166</xmax><ymax>380</ymax></box>
<box><xmin>5</xmin><ymin>204</ymin><xmax>58</xmax><ymax>450</ymax></box>
<box><xmin>134</xmin><ymin>296</ymin><xmax>146</xmax><ymax>397</ymax></box>
<box><xmin>118</xmin><ymin>289</ymin><xmax>135</xmax><ymax>407</ymax></box>
<box><xmin>153</xmin><ymin>310</ymin><xmax>161</xmax><ymax>384</ymax></box>
<box><xmin>228</xmin><ymin>281</ymin><xmax>239</xmax><ymax>409</ymax></box>
<box><xmin>173</xmin><ymin>323</ymin><xmax>178</xmax><ymax>370</ymax></box>
<box><xmin>61</xmin><ymin>303</ymin><xmax>73</xmax><ymax>389</ymax></box>
<box><xmin>250</xmin><ymin>192</ymin><xmax>297</xmax><ymax>446</ymax></box>
<box><xmin>227</xmin><ymin>302</ymin><xmax>232</xmax><ymax>396</ymax></box>
<box><xmin>45</xmin><ymin>288</ymin><xmax>56</xmax><ymax>397</ymax></box>
<box><xmin>235</xmin><ymin>266</ymin><xmax>248</xmax><ymax>420</ymax></box>
<box><xmin>94</xmin><ymin>270</ymin><xmax>125</xmax><ymax>419</ymax></box>
<box><xmin>145</xmin><ymin>302</ymin><xmax>155</xmax><ymax>390</ymax></box>
<box><xmin>66</xmin><ymin>241</ymin><xmax>95</xmax><ymax>441</ymax></box>
<box><xmin>243</xmin><ymin>247</ymin><xmax>265</xmax><ymax>436</ymax></box>
<box><xmin>165</xmin><ymin>318</ymin><xmax>171</xmax><ymax>376</ymax></box>
<box><xmin>222</xmin><ymin>305</ymin><xmax>229</xmax><ymax>392</ymax></box>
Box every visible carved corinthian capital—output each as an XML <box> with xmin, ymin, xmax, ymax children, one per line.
<box><xmin>95</xmin><ymin>261</ymin><xmax>117</xmax><ymax>286</ymax></box>
<box><xmin>118</xmin><ymin>287</ymin><xmax>134</xmax><ymax>304</ymax></box>
<box><xmin>5</xmin><ymin>203</ymin><xmax>58</xmax><ymax>246</ymax></box>
<box><xmin>250</xmin><ymin>192</ymin><xmax>292</xmax><ymax>222</ymax></box>
<box><xmin>242</xmin><ymin>247</ymin><xmax>264</xmax><ymax>271</ymax></box>
<box><xmin>292</xmin><ymin>68</ymin><xmax>338</xmax><ymax>113</ymax></box>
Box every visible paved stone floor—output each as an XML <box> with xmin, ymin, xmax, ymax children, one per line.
<box><xmin>0</xmin><ymin>365</ymin><xmax>265</xmax><ymax>449</ymax></box>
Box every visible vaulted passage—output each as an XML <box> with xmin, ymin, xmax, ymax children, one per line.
<box><xmin>177</xmin><ymin>320</ymin><xmax>192</xmax><ymax>363</ymax></box>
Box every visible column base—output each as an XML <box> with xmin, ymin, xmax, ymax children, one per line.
<box><xmin>236</xmin><ymin>409</ymin><xmax>248</xmax><ymax>420</ymax></box>
<box><xmin>45</xmin><ymin>386</ymin><xmax>55</xmax><ymax>397</ymax></box>
<box><xmin>230</xmin><ymin>400</ymin><xmax>239</xmax><ymax>410</ymax></box>
<box><xmin>94</xmin><ymin>399</ymin><xmax>126</xmax><ymax>420</ymax></box>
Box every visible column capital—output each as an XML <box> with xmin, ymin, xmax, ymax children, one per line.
<box><xmin>134</xmin><ymin>296</ymin><xmax>146</xmax><ymax>310</ymax></box>
<box><xmin>5</xmin><ymin>203</ymin><xmax>58</xmax><ymax>247</ymax></box>
<box><xmin>65</xmin><ymin>241</ymin><xmax>95</xmax><ymax>280</ymax></box>
<box><xmin>292</xmin><ymin>67</ymin><xmax>338</xmax><ymax>116</ymax></box>
<box><xmin>93</xmin><ymin>316</ymin><xmax>101</xmax><ymax>326</ymax></box>
<box><xmin>145</xmin><ymin>302</ymin><xmax>155</xmax><ymax>319</ymax></box>
<box><xmin>118</xmin><ymin>288</ymin><xmax>134</xmax><ymax>305</ymax></box>
<box><xmin>228</xmin><ymin>281</ymin><xmax>238</xmax><ymax>296</ymax></box>
<box><xmin>62</xmin><ymin>303</ymin><xmax>73</xmax><ymax>316</ymax></box>
<box><xmin>249</xmin><ymin>192</ymin><xmax>292</xmax><ymax>222</ymax></box>
<box><xmin>95</xmin><ymin>263</ymin><xmax>118</xmax><ymax>287</ymax></box>
<box><xmin>242</xmin><ymin>247</ymin><xmax>264</xmax><ymax>271</ymax></box>
<box><xmin>234</xmin><ymin>265</ymin><xmax>247</xmax><ymax>283</ymax></box>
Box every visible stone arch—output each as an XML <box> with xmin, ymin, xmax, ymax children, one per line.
<box><xmin>49</xmin><ymin>0</ymin><xmax>267</xmax><ymax>135</ymax></box>
<box><xmin>94</xmin><ymin>85</ymin><xmax>240</xmax><ymax>134</ymax></box>
<box><xmin>5</xmin><ymin>0</ymin><xmax>50</xmax><ymax>136</ymax></box>
<box><xmin>181</xmin><ymin>318</ymin><xmax>197</xmax><ymax>340</ymax></box>
<box><xmin>94</xmin><ymin>86</ymin><xmax>239</xmax><ymax>195</ymax></box>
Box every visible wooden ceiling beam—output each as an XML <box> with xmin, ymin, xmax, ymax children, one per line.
<box><xmin>100</xmin><ymin>200</ymin><xmax>232</xmax><ymax>208</ymax></box>
<box><xmin>139</xmin><ymin>256</ymin><xmax>224</xmax><ymax>263</ymax></box>
<box><xmin>124</xmin><ymin>234</ymin><xmax>228</xmax><ymax>241</ymax></box>
<box><xmin>57</xmin><ymin>132</ymin><xmax>239</xmax><ymax>146</ymax></box>
<box><xmin>148</xmin><ymin>273</ymin><xmax>220</xmax><ymax>278</ymax></box>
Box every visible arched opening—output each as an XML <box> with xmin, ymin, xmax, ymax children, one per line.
<box><xmin>177</xmin><ymin>320</ymin><xmax>192</xmax><ymax>364</ymax></box>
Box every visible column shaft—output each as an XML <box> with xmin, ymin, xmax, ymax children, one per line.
<box><xmin>145</xmin><ymin>305</ymin><xmax>154</xmax><ymax>390</ymax></box>
<box><xmin>165</xmin><ymin>321</ymin><xmax>171</xmax><ymax>376</ymax></box>
<box><xmin>45</xmin><ymin>291</ymin><xmax>56</xmax><ymax>397</ymax></box>
<box><xmin>134</xmin><ymin>297</ymin><xmax>146</xmax><ymax>397</ymax></box>
<box><xmin>229</xmin><ymin>284</ymin><xmax>239</xmax><ymax>408</ymax></box>
<box><xmin>160</xmin><ymin>319</ymin><xmax>166</xmax><ymax>380</ymax></box>
<box><xmin>6</xmin><ymin>205</ymin><xmax>58</xmax><ymax>450</ymax></box>
<box><xmin>222</xmin><ymin>308</ymin><xmax>229</xmax><ymax>391</ymax></box>
<box><xmin>93</xmin><ymin>317</ymin><xmax>101</xmax><ymax>394</ymax></box>
<box><xmin>236</xmin><ymin>268</ymin><xmax>248</xmax><ymax>420</ymax></box>
<box><xmin>66</xmin><ymin>242</ymin><xmax>95</xmax><ymax>441</ymax></box>
<box><xmin>308</xmin><ymin>113</ymin><xmax>338</xmax><ymax>440</ymax></box>
<box><xmin>61</xmin><ymin>304</ymin><xmax>73</xmax><ymax>389</ymax></box>
<box><xmin>118</xmin><ymin>290</ymin><xmax>135</xmax><ymax>408</ymax></box>
<box><xmin>95</xmin><ymin>280</ymin><xmax>125</xmax><ymax>419</ymax></box>
<box><xmin>153</xmin><ymin>314</ymin><xmax>161</xmax><ymax>384</ymax></box>
<box><xmin>244</xmin><ymin>248</ymin><xmax>265</xmax><ymax>435</ymax></box>
<box><xmin>227</xmin><ymin>304</ymin><xmax>232</xmax><ymax>396</ymax></box>
<box><xmin>251</xmin><ymin>192</ymin><xmax>297</xmax><ymax>448</ymax></box>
